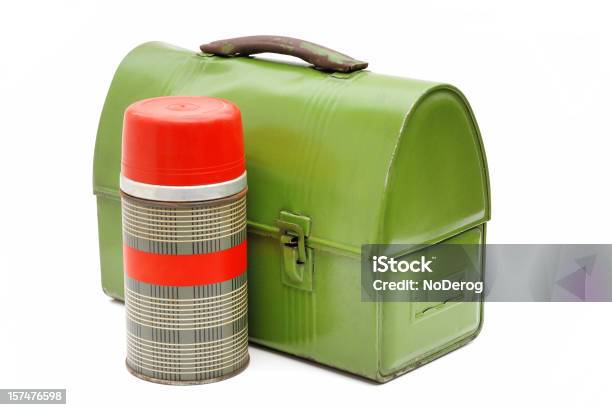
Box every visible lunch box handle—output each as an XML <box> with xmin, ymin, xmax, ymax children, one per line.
<box><xmin>200</xmin><ymin>35</ymin><xmax>368</xmax><ymax>73</ymax></box>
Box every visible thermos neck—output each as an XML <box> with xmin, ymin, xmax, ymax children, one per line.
<box><xmin>119</xmin><ymin>171</ymin><xmax>247</xmax><ymax>202</ymax></box>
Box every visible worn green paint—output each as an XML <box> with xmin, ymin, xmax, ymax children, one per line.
<box><xmin>220</xmin><ymin>43</ymin><xmax>234</xmax><ymax>54</ymax></box>
<box><xmin>300</xmin><ymin>41</ymin><xmax>351</xmax><ymax>64</ymax></box>
<box><xmin>93</xmin><ymin>42</ymin><xmax>490</xmax><ymax>382</ymax></box>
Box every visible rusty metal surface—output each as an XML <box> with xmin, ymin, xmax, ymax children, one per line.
<box><xmin>200</xmin><ymin>35</ymin><xmax>368</xmax><ymax>73</ymax></box>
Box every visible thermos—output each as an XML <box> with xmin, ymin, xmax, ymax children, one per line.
<box><xmin>119</xmin><ymin>96</ymin><xmax>248</xmax><ymax>384</ymax></box>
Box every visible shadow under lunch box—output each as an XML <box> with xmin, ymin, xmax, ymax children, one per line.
<box><xmin>93</xmin><ymin>36</ymin><xmax>490</xmax><ymax>382</ymax></box>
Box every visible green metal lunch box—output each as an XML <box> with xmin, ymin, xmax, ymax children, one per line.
<box><xmin>93</xmin><ymin>36</ymin><xmax>490</xmax><ymax>382</ymax></box>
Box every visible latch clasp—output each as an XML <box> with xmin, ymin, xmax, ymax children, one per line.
<box><xmin>277</xmin><ymin>211</ymin><xmax>313</xmax><ymax>291</ymax></box>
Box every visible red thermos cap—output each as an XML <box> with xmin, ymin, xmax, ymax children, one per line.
<box><xmin>121</xmin><ymin>96</ymin><xmax>245</xmax><ymax>188</ymax></box>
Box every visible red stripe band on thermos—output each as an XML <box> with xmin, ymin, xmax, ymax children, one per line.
<box><xmin>123</xmin><ymin>241</ymin><xmax>247</xmax><ymax>286</ymax></box>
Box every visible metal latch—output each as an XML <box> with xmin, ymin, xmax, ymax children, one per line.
<box><xmin>277</xmin><ymin>211</ymin><xmax>313</xmax><ymax>291</ymax></box>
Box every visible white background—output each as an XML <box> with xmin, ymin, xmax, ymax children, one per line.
<box><xmin>0</xmin><ymin>1</ymin><xmax>611</xmax><ymax>408</ymax></box>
